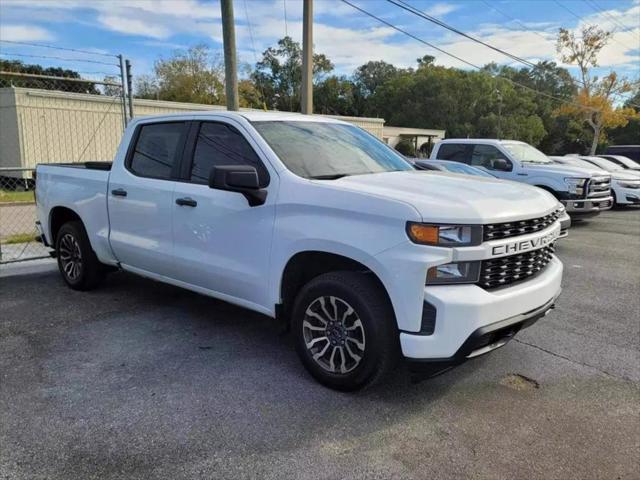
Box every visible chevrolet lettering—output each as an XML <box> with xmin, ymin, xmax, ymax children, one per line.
<box><xmin>492</xmin><ymin>228</ymin><xmax>560</xmax><ymax>257</ymax></box>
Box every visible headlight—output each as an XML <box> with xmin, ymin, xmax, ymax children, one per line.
<box><xmin>426</xmin><ymin>261</ymin><xmax>481</xmax><ymax>285</ymax></box>
<box><xmin>407</xmin><ymin>223</ymin><xmax>482</xmax><ymax>246</ymax></box>
<box><xmin>564</xmin><ymin>177</ymin><xmax>587</xmax><ymax>195</ymax></box>
<box><xmin>617</xmin><ymin>180</ymin><xmax>640</xmax><ymax>189</ymax></box>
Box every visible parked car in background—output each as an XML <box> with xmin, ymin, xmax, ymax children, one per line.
<box><xmin>415</xmin><ymin>158</ymin><xmax>570</xmax><ymax>237</ymax></box>
<box><xmin>35</xmin><ymin>112</ymin><xmax>565</xmax><ymax>391</ymax></box>
<box><xmin>604</xmin><ymin>145</ymin><xmax>640</xmax><ymax>162</ymax></box>
<box><xmin>430</xmin><ymin>139</ymin><xmax>612</xmax><ymax>218</ymax></box>
<box><xmin>551</xmin><ymin>156</ymin><xmax>640</xmax><ymax>206</ymax></box>
<box><xmin>597</xmin><ymin>155</ymin><xmax>640</xmax><ymax>171</ymax></box>
<box><xmin>413</xmin><ymin>159</ymin><xmax>496</xmax><ymax>177</ymax></box>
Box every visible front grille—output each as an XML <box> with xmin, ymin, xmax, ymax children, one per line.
<box><xmin>483</xmin><ymin>209</ymin><xmax>562</xmax><ymax>241</ymax></box>
<box><xmin>587</xmin><ymin>176</ymin><xmax>611</xmax><ymax>198</ymax></box>
<box><xmin>479</xmin><ymin>245</ymin><xmax>555</xmax><ymax>289</ymax></box>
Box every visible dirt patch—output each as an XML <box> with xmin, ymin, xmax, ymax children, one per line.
<box><xmin>500</xmin><ymin>373</ymin><xmax>540</xmax><ymax>391</ymax></box>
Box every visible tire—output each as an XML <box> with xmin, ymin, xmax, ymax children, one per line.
<box><xmin>291</xmin><ymin>271</ymin><xmax>399</xmax><ymax>391</ymax></box>
<box><xmin>55</xmin><ymin>221</ymin><xmax>105</xmax><ymax>291</ymax></box>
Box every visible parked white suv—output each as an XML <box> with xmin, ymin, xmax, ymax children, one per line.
<box><xmin>35</xmin><ymin>113</ymin><xmax>564</xmax><ymax>390</ymax></box>
<box><xmin>553</xmin><ymin>156</ymin><xmax>640</xmax><ymax>206</ymax></box>
<box><xmin>431</xmin><ymin>139</ymin><xmax>613</xmax><ymax>218</ymax></box>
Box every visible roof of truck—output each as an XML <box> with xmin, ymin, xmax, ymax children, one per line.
<box><xmin>133</xmin><ymin>110</ymin><xmax>349</xmax><ymax>124</ymax></box>
<box><xmin>435</xmin><ymin>138</ymin><xmax>526</xmax><ymax>145</ymax></box>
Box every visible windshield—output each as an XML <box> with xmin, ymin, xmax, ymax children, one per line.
<box><xmin>502</xmin><ymin>143</ymin><xmax>552</xmax><ymax>164</ymax></box>
<box><xmin>440</xmin><ymin>162</ymin><xmax>495</xmax><ymax>177</ymax></box>
<box><xmin>252</xmin><ymin>121</ymin><xmax>413</xmax><ymax>179</ymax></box>
<box><xmin>603</xmin><ymin>156</ymin><xmax>640</xmax><ymax>170</ymax></box>
<box><xmin>583</xmin><ymin>157</ymin><xmax>623</xmax><ymax>172</ymax></box>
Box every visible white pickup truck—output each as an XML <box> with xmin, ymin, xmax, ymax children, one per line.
<box><xmin>431</xmin><ymin>139</ymin><xmax>613</xmax><ymax>218</ymax></box>
<box><xmin>35</xmin><ymin>112</ymin><xmax>563</xmax><ymax>391</ymax></box>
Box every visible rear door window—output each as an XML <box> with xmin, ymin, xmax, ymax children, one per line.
<box><xmin>129</xmin><ymin>122</ymin><xmax>187</xmax><ymax>179</ymax></box>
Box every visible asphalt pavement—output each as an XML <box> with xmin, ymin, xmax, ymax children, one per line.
<box><xmin>1</xmin><ymin>208</ymin><xmax>638</xmax><ymax>480</ymax></box>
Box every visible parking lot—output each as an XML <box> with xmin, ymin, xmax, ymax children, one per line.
<box><xmin>1</xmin><ymin>208</ymin><xmax>638</xmax><ymax>480</ymax></box>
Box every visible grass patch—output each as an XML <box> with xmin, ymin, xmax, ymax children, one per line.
<box><xmin>0</xmin><ymin>190</ymin><xmax>35</xmax><ymax>203</ymax></box>
<box><xmin>1</xmin><ymin>233</ymin><xmax>36</xmax><ymax>244</ymax></box>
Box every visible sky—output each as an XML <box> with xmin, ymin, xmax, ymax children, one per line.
<box><xmin>0</xmin><ymin>0</ymin><xmax>638</xmax><ymax>88</ymax></box>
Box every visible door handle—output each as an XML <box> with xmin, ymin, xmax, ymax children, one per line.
<box><xmin>111</xmin><ymin>188</ymin><xmax>127</xmax><ymax>197</ymax></box>
<box><xmin>175</xmin><ymin>197</ymin><xmax>197</xmax><ymax>207</ymax></box>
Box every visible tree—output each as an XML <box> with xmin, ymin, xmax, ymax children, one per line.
<box><xmin>606</xmin><ymin>88</ymin><xmax>640</xmax><ymax>147</ymax></box>
<box><xmin>314</xmin><ymin>75</ymin><xmax>357</xmax><ymax>115</ymax></box>
<box><xmin>0</xmin><ymin>59</ymin><xmax>99</xmax><ymax>94</ymax></box>
<box><xmin>251</xmin><ymin>36</ymin><xmax>333</xmax><ymax>112</ymax></box>
<box><xmin>144</xmin><ymin>44</ymin><xmax>225</xmax><ymax>104</ymax></box>
<box><xmin>352</xmin><ymin>60</ymin><xmax>399</xmax><ymax>97</ymax></box>
<box><xmin>556</xmin><ymin>27</ymin><xmax>638</xmax><ymax>154</ymax></box>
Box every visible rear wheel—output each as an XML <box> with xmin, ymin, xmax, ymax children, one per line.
<box><xmin>56</xmin><ymin>221</ymin><xmax>105</xmax><ymax>290</ymax></box>
<box><xmin>292</xmin><ymin>271</ymin><xmax>399</xmax><ymax>391</ymax></box>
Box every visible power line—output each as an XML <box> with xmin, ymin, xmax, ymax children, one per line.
<box><xmin>387</xmin><ymin>0</ymin><xmax>539</xmax><ymax>69</ymax></box>
<box><xmin>0</xmin><ymin>51</ymin><xmax>120</xmax><ymax>67</ymax></box>
<box><xmin>340</xmin><ymin>0</ymin><xmax>597</xmax><ymax>113</ymax></box>
<box><xmin>552</xmin><ymin>0</ymin><xmax>634</xmax><ymax>52</ymax></box>
<box><xmin>0</xmin><ymin>39</ymin><xmax>118</xmax><ymax>58</ymax></box>
<box><xmin>243</xmin><ymin>0</ymin><xmax>268</xmax><ymax>110</ymax></box>
<box><xmin>480</xmin><ymin>0</ymin><xmax>551</xmax><ymax>42</ymax></box>
<box><xmin>583</xmin><ymin>0</ymin><xmax>631</xmax><ymax>33</ymax></box>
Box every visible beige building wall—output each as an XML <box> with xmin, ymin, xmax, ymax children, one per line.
<box><xmin>0</xmin><ymin>87</ymin><xmax>386</xmax><ymax>173</ymax></box>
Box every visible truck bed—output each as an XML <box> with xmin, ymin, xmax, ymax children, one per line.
<box><xmin>35</xmin><ymin>162</ymin><xmax>112</xmax><ymax>260</ymax></box>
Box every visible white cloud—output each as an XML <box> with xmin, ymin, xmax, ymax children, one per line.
<box><xmin>97</xmin><ymin>15</ymin><xmax>172</xmax><ymax>39</ymax></box>
<box><xmin>424</xmin><ymin>2</ymin><xmax>460</xmax><ymax>17</ymax></box>
<box><xmin>0</xmin><ymin>24</ymin><xmax>54</xmax><ymax>42</ymax></box>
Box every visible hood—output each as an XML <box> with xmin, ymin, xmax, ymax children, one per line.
<box><xmin>612</xmin><ymin>171</ymin><xmax>640</xmax><ymax>181</ymax></box>
<box><xmin>327</xmin><ymin>171</ymin><xmax>558</xmax><ymax>224</ymax></box>
<box><xmin>524</xmin><ymin>162</ymin><xmax>607</xmax><ymax>177</ymax></box>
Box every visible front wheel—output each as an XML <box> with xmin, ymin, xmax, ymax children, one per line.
<box><xmin>56</xmin><ymin>221</ymin><xmax>105</xmax><ymax>291</ymax></box>
<box><xmin>291</xmin><ymin>271</ymin><xmax>399</xmax><ymax>391</ymax></box>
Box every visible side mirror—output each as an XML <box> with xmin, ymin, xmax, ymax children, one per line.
<box><xmin>492</xmin><ymin>158</ymin><xmax>511</xmax><ymax>171</ymax></box>
<box><xmin>209</xmin><ymin>165</ymin><xmax>267</xmax><ymax>206</ymax></box>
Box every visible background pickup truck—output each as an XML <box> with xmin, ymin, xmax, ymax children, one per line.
<box><xmin>36</xmin><ymin>112</ymin><xmax>563</xmax><ymax>391</ymax></box>
<box><xmin>431</xmin><ymin>138</ymin><xmax>613</xmax><ymax>218</ymax></box>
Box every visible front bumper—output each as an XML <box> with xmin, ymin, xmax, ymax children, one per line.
<box><xmin>400</xmin><ymin>256</ymin><xmax>563</xmax><ymax>361</ymax></box>
<box><xmin>406</xmin><ymin>291</ymin><xmax>559</xmax><ymax>377</ymax></box>
<box><xmin>562</xmin><ymin>196</ymin><xmax>612</xmax><ymax>215</ymax></box>
<box><xmin>558</xmin><ymin>211</ymin><xmax>571</xmax><ymax>237</ymax></box>
<box><xmin>614</xmin><ymin>186</ymin><xmax>640</xmax><ymax>205</ymax></box>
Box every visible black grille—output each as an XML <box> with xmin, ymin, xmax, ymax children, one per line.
<box><xmin>483</xmin><ymin>209</ymin><xmax>562</xmax><ymax>241</ymax></box>
<box><xmin>479</xmin><ymin>245</ymin><xmax>555</xmax><ymax>289</ymax></box>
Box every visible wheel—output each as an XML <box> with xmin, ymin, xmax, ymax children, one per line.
<box><xmin>56</xmin><ymin>221</ymin><xmax>105</xmax><ymax>291</ymax></box>
<box><xmin>291</xmin><ymin>271</ymin><xmax>399</xmax><ymax>391</ymax></box>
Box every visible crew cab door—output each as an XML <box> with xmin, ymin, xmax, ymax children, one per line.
<box><xmin>108</xmin><ymin>121</ymin><xmax>188</xmax><ymax>276</ymax></box>
<box><xmin>170</xmin><ymin>118</ymin><xmax>277</xmax><ymax>311</ymax></box>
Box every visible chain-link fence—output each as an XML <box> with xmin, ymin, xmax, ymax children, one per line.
<box><xmin>0</xmin><ymin>167</ymin><xmax>49</xmax><ymax>264</ymax></box>
<box><xmin>0</xmin><ymin>43</ymin><xmax>133</xmax><ymax>264</ymax></box>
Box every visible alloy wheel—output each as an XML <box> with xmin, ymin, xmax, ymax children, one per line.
<box><xmin>59</xmin><ymin>233</ymin><xmax>83</xmax><ymax>281</ymax></box>
<box><xmin>302</xmin><ymin>296</ymin><xmax>366</xmax><ymax>374</ymax></box>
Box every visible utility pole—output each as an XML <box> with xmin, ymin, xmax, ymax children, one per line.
<box><xmin>496</xmin><ymin>88</ymin><xmax>502</xmax><ymax>140</ymax></box>
<box><xmin>301</xmin><ymin>0</ymin><xmax>313</xmax><ymax>114</ymax></box>
<box><xmin>220</xmin><ymin>0</ymin><xmax>239</xmax><ymax>111</ymax></box>
<box><xmin>125</xmin><ymin>59</ymin><xmax>134</xmax><ymax>120</ymax></box>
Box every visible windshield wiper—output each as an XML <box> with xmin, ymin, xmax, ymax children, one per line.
<box><xmin>309</xmin><ymin>174</ymin><xmax>351</xmax><ymax>180</ymax></box>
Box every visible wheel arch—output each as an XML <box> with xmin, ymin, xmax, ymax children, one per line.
<box><xmin>279</xmin><ymin>250</ymin><xmax>395</xmax><ymax>328</ymax></box>
<box><xmin>49</xmin><ymin>206</ymin><xmax>83</xmax><ymax>245</ymax></box>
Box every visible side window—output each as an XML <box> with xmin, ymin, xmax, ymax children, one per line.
<box><xmin>437</xmin><ymin>144</ymin><xmax>469</xmax><ymax>163</ymax></box>
<box><xmin>471</xmin><ymin>145</ymin><xmax>505</xmax><ymax>170</ymax></box>
<box><xmin>190</xmin><ymin>122</ymin><xmax>269</xmax><ymax>187</ymax></box>
<box><xmin>129</xmin><ymin>122</ymin><xmax>186</xmax><ymax>179</ymax></box>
